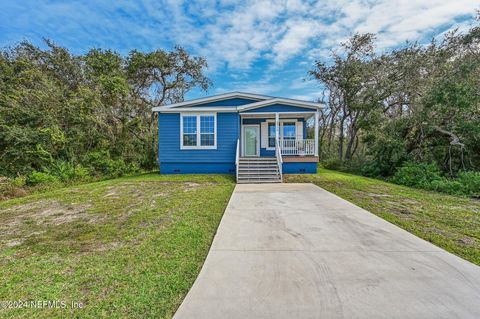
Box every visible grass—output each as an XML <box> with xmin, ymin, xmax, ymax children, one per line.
<box><xmin>286</xmin><ymin>167</ymin><xmax>480</xmax><ymax>266</ymax></box>
<box><xmin>0</xmin><ymin>173</ymin><xmax>235</xmax><ymax>318</ymax></box>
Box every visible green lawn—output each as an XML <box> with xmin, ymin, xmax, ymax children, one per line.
<box><xmin>0</xmin><ymin>173</ymin><xmax>235</xmax><ymax>318</ymax></box>
<box><xmin>286</xmin><ymin>167</ymin><xmax>480</xmax><ymax>265</ymax></box>
<box><xmin>2</xmin><ymin>168</ymin><xmax>479</xmax><ymax>318</ymax></box>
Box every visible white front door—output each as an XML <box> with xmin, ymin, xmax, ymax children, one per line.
<box><xmin>243</xmin><ymin>125</ymin><xmax>260</xmax><ymax>156</ymax></box>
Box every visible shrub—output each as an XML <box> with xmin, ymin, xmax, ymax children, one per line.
<box><xmin>391</xmin><ymin>162</ymin><xmax>480</xmax><ymax>197</ymax></box>
<box><xmin>391</xmin><ymin>162</ymin><xmax>442</xmax><ymax>188</ymax></box>
<box><xmin>27</xmin><ymin>171</ymin><xmax>60</xmax><ymax>186</ymax></box>
<box><xmin>0</xmin><ymin>176</ymin><xmax>28</xmax><ymax>199</ymax></box>
<box><xmin>457</xmin><ymin>171</ymin><xmax>480</xmax><ymax>197</ymax></box>
<box><xmin>429</xmin><ymin>179</ymin><xmax>464</xmax><ymax>195</ymax></box>
<box><xmin>321</xmin><ymin>158</ymin><xmax>343</xmax><ymax>170</ymax></box>
<box><xmin>48</xmin><ymin>160</ymin><xmax>77</xmax><ymax>182</ymax></box>
<box><xmin>73</xmin><ymin>165</ymin><xmax>92</xmax><ymax>182</ymax></box>
<box><xmin>83</xmin><ymin>151</ymin><xmax>141</xmax><ymax>178</ymax></box>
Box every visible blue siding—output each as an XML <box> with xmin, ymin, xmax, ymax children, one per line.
<box><xmin>190</xmin><ymin>98</ymin><xmax>260</xmax><ymax>107</ymax></box>
<box><xmin>160</xmin><ymin>163</ymin><xmax>235</xmax><ymax>174</ymax></box>
<box><xmin>158</xmin><ymin>110</ymin><xmax>315</xmax><ymax>175</ymax></box>
<box><xmin>244</xmin><ymin>104</ymin><xmax>315</xmax><ymax>113</ymax></box>
<box><xmin>283</xmin><ymin>162</ymin><xmax>317</xmax><ymax>174</ymax></box>
<box><xmin>158</xmin><ymin>112</ymin><xmax>239</xmax><ymax>173</ymax></box>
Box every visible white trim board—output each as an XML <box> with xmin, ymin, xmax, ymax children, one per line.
<box><xmin>153</xmin><ymin>92</ymin><xmax>271</xmax><ymax>111</ymax></box>
<box><xmin>237</xmin><ymin>98</ymin><xmax>323</xmax><ymax>111</ymax></box>
<box><xmin>152</xmin><ymin>92</ymin><xmax>325</xmax><ymax>113</ymax></box>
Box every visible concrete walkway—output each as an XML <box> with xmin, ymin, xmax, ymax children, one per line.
<box><xmin>174</xmin><ymin>183</ymin><xmax>480</xmax><ymax>319</ymax></box>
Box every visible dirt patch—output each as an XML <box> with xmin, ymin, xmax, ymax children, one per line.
<box><xmin>457</xmin><ymin>237</ymin><xmax>476</xmax><ymax>247</ymax></box>
<box><xmin>183</xmin><ymin>182</ymin><xmax>201</xmax><ymax>192</ymax></box>
<box><xmin>2</xmin><ymin>200</ymin><xmax>94</xmax><ymax>228</ymax></box>
<box><xmin>80</xmin><ymin>241</ymin><xmax>124</xmax><ymax>253</ymax></box>
<box><xmin>367</xmin><ymin>193</ymin><xmax>392</xmax><ymax>198</ymax></box>
<box><xmin>4</xmin><ymin>239</ymin><xmax>23</xmax><ymax>247</ymax></box>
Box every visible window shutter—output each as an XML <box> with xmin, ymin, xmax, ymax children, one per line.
<box><xmin>261</xmin><ymin>122</ymin><xmax>268</xmax><ymax>148</ymax></box>
<box><xmin>296</xmin><ymin>121</ymin><xmax>303</xmax><ymax>140</ymax></box>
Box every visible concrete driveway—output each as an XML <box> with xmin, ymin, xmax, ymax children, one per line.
<box><xmin>174</xmin><ymin>183</ymin><xmax>480</xmax><ymax>319</ymax></box>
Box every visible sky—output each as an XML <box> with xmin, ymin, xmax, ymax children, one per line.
<box><xmin>0</xmin><ymin>0</ymin><xmax>478</xmax><ymax>101</ymax></box>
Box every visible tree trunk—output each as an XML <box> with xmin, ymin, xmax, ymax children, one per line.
<box><xmin>344</xmin><ymin>127</ymin><xmax>357</xmax><ymax>161</ymax></box>
<box><xmin>338</xmin><ymin>117</ymin><xmax>345</xmax><ymax>161</ymax></box>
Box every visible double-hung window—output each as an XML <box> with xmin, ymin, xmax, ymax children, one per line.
<box><xmin>181</xmin><ymin>114</ymin><xmax>216</xmax><ymax>149</ymax></box>
<box><xmin>267</xmin><ymin>121</ymin><xmax>297</xmax><ymax>148</ymax></box>
<box><xmin>282</xmin><ymin>122</ymin><xmax>296</xmax><ymax>141</ymax></box>
<box><xmin>268</xmin><ymin>123</ymin><xmax>276</xmax><ymax>148</ymax></box>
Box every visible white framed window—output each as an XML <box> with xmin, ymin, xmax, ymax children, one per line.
<box><xmin>268</xmin><ymin>122</ymin><xmax>276</xmax><ymax>148</ymax></box>
<box><xmin>282</xmin><ymin>122</ymin><xmax>296</xmax><ymax>141</ymax></box>
<box><xmin>180</xmin><ymin>113</ymin><xmax>217</xmax><ymax>149</ymax></box>
<box><xmin>266</xmin><ymin>120</ymin><xmax>297</xmax><ymax>150</ymax></box>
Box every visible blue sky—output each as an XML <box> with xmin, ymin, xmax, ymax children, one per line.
<box><xmin>0</xmin><ymin>0</ymin><xmax>478</xmax><ymax>101</ymax></box>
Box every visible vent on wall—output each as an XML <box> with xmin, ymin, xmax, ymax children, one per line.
<box><xmin>228</xmin><ymin>169</ymin><xmax>235</xmax><ymax>173</ymax></box>
<box><xmin>174</xmin><ymin>169</ymin><xmax>180</xmax><ymax>173</ymax></box>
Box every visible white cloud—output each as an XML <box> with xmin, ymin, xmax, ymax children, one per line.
<box><xmin>2</xmin><ymin>0</ymin><xmax>477</xmax><ymax>99</ymax></box>
<box><xmin>158</xmin><ymin>0</ymin><xmax>477</xmax><ymax>72</ymax></box>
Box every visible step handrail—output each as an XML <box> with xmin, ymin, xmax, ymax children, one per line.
<box><xmin>235</xmin><ymin>139</ymin><xmax>240</xmax><ymax>183</ymax></box>
<box><xmin>275</xmin><ymin>138</ymin><xmax>283</xmax><ymax>182</ymax></box>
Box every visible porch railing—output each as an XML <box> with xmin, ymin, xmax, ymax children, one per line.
<box><xmin>280</xmin><ymin>139</ymin><xmax>315</xmax><ymax>156</ymax></box>
<box><xmin>275</xmin><ymin>138</ymin><xmax>283</xmax><ymax>182</ymax></box>
<box><xmin>235</xmin><ymin>139</ymin><xmax>240</xmax><ymax>182</ymax></box>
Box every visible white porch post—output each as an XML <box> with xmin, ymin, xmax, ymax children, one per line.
<box><xmin>275</xmin><ymin>112</ymin><xmax>280</xmax><ymax>156</ymax></box>
<box><xmin>314</xmin><ymin>111</ymin><xmax>319</xmax><ymax>157</ymax></box>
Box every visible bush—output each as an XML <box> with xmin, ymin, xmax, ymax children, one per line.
<box><xmin>0</xmin><ymin>176</ymin><xmax>27</xmax><ymax>199</ymax></box>
<box><xmin>457</xmin><ymin>171</ymin><xmax>480</xmax><ymax>197</ymax></box>
<box><xmin>391</xmin><ymin>162</ymin><xmax>442</xmax><ymax>188</ymax></box>
<box><xmin>429</xmin><ymin>179</ymin><xmax>464</xmax><ymax>195</ymax></box>
<box><xmin>27</xmin><ymin>171</ymin><xmax>60</xmax><ymax>186</ymax></box>
<box><xmin>321</xmin><ymin>158</ymin><xmax>343</xmax><ymax>170</ymax></box>
<box><xmin>83</xmin><ymin>151</ymin><xmax>139</xmax><ymax>178</ymax></box>
<box><xmin>391</xmin><ymin>162</ymin><xmax>480</xmax><ymax>197</ymax></box>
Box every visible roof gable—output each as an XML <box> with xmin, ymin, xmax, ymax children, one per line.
<box><xmin>189</xmin><ymin>97</ymin><xmax>261</xmax><ymax>107</ymax></box>
<box><xmin>152</xmin><ymin>92</ymin><xmax>324</xmax><ymax>113</ymax></box>
<box><xmin>152</xmin><ymin>92</ymin><xmax>271</xmax><ymax>111</ymax></box>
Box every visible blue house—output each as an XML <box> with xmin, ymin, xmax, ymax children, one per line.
<box><xmin>152</xmin><ymin>92</ymin><xmax>323</xmax><ymax>183</ymax></box>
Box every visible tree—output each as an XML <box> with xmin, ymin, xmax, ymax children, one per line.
<box><xmin>309</xmin><ymin>14</ymin><xmax>480</xmax><ymax>177</ymax></box>
<box><xmin>0</xmin><ymin>40</ymin><xmax>211</xmax><ymax>178</ymax></box>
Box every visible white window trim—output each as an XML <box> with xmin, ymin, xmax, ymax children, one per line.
<box><xmin>180</xmin><ymin>113</ymin><xmax>217</xmax><ymax>150</ymax></box>
<box><xmin>265</xmin><ymin>119</ymin><xmax>297</xmax><ymax>150</ymax></box>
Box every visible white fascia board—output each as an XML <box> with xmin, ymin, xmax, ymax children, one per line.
<box><xmin>238</xmin><ymin>98</ymin><xmax>324</xmax><ymax>111</ymax></box>
<box><xmin>154</xmin><ymin>91</ymin><xmax>272</xmax><ymax>111</ymax></box>
<box><xmin>155</xmin><ymin>106</ymin><xmax>238</xmax><ymax>113</ymax></box>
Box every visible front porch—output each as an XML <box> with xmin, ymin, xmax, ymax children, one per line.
<box><xmin>238</xmin><ymin>111</ymin><xmax>319</xmax><ymax>158</ymax></box>
<box><xmin>235</xmin><ymin>111</ymin><xmax>319</xmax><ymax>182</ymax></box>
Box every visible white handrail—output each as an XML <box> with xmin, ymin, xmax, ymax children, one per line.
<box><xmin>235</xmin><ymin>139</ymin><xmax>240</xmax><ymax>182</ymax></box>
<box><xmin>275</xmin><ymin>138</ymin><xmax>283</xmax><ymax>182</ymax></box>
<box><xmin>280</xmin><ymin>139</ymin><xmax>315</xmax><ymax>156</ymax></box>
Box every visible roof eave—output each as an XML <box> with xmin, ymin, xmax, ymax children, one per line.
<box><xmin>155</xmin><ymin>91</ymin><xmax>272</xmax><ymax>111</ymax></box>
